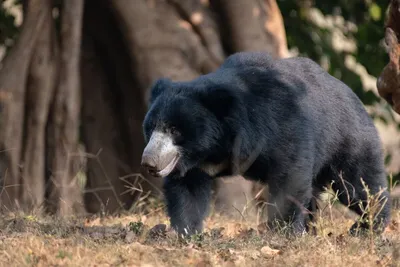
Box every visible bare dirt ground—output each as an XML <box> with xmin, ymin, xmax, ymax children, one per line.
<box><xmin>0</xmin><ymin>197</ymin><xmax>399</xmax><ymax>267</ymax></box>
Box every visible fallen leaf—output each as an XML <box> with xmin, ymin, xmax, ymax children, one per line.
<box><xmin>243</xmin><ymin>249</ymin><xmax>261</xmax><ymax>260</ymax></box>
<box><xmin>195</xmin><ymin>259</ymin><xmax>212</xmax><ymax>267</ymax></box>
<box><xmin>155</xmin><ymin>246</ymin><xmax>176</xmax><ymax>252</ymax></box>
<box><xmin>260</xmin><ymin>246</ymin><xmax>281</xmax><ymax>257</ymax></box>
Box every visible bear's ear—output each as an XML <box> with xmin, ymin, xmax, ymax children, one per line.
<box><xmin>149</xmin><ymin>78</ymin><xmax>173</xmax><ymax>104</ymax></box>
<box><xmin>197</xmin><ymin>87</ymin><xmax>237</xmax><ymax>120</ymax></box>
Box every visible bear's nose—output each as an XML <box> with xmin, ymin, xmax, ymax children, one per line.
<box><xmin>141</xmin><ymin>153</ymin><xmax>158</xmax><ymax>172</ymax></box>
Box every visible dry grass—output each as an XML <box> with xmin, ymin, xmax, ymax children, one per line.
<box><xmin>0</xmin><ymin>197</ymin><xmax>399</xmax><ymax>267</ymax></box>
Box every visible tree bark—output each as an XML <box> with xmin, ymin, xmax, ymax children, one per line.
<box><xmin>258</xmin><ymin>0</ymin><xmax>289</xmax><ymax>58</ymax></box>
<box><xmin>47</xmin><ymin>0</ymin><xmax>85</xmax><ymax>216</ymax></box>
<box><xmin>0</xmin><ymin>0</ymin><xmax>47</xmax><ymax>211</ymax></box>
<box><xmin>80</xmin><ymin>33</ymin><xmax>126</xmax><ymax>214</ymax></box>
<box><xmin>166</xmin><ymin>0</ymin><xmax>226</xmax><ymax>66</ymax></box>
<box><xmin>80</xmin><ymin>1</ymin><xmax>146</xmax><ymax>213</ymax></box>
<box><xmin>110</xmin><ymin>0</ymin><xmax>221</xmax><ymax>88</ymax></box>
<box><xmin>20</xmin><ymin>0</ymin><xmax>58</xmax><ymax>212</ymax></box>
<box><xmin>211</xmin><ymin>0</ymin><xmax>270</xmax><ymax>54</ymax></box>
<box><xmin>377</xmin><ymin>0</ymin><xmax>400</xmax><ymax>114</ymax></box>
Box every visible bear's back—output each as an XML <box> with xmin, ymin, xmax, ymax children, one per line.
<box><xmin>219</xmin><ymin>53</ymin><xmax>380</xmax><ymax>155</ymax></box>
<box><xmin>221</xmin><ymin>52</ymin><xmax>275</xmax><ymax>69</ymax></box>
<box><xmin>274</xmin><ymin>56</ymin><xmax>374</xmax><ymax>126</ymax></box>
<box><xmin>222</xmin><ymin>53</ymin><xmax>372</xmax><ymax>126</ymax></box>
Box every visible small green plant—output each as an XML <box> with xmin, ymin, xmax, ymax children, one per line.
<box><xmin>356</xmin><ymin>178</ymin><xmax>389</xmax><ymax>252</ymax></box>
<box><xmin>56</xmin><ymin>250</ymin><xmax>72</xmax><ymax>260</ymax></box>
<box><xmin>128</xmin><ymin>221</ymin><xmax>144</xmax><ymax>235</ymax></box>
<box><xmin>191</xmin><ymin>232</ymin><xmax>205</xmax><ymax>243</ymax></box>
<box><xmin>25</xmin><ymin>251</ymin><xmax>41</xmax><ymax>266</ymax></box>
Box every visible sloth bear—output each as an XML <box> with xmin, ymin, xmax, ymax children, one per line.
<box><xmin>141</xmin><ymin>52</ymin><xmax>391</xmax><ymax>236</ymax></box>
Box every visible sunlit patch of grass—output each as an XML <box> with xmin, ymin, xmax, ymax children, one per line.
<box><xmin>0</xmin><ymin>202</ymin><xmax>399</xmax><ymax>266</ymax></box>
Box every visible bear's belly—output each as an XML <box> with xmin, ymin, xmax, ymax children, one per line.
<box><xmin>199</xmin><ymin>161</ymin><xmax>229</xmax><ymax>177</ymax></box>
<box><xmin>199</xmin><ymin>158</ymin><xmax>267</xmax><ymax>182</ymax></box>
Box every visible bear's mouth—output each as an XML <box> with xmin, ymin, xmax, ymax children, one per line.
<box><xmin>155</xmin><ymin>154</ymin><xmax>180</xmax><ymax>177</ymax></box>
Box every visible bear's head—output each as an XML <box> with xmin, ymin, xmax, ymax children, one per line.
<box><xmin>141</xmin><ymin>77</ymin><xmax>237</xmax><ymax>178</ymax></box>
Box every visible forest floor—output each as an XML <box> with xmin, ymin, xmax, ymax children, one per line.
<box><xmin>0</xmin><ymin>198</ymin><xmax>399</xmax><ymax>267</ymax></box>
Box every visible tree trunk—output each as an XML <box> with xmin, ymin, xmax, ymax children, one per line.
<box><xmin>0</xmin><ymin>0</ymin><xmax>47</xmax><ymax>211</ymax></box>
<box><xmin>211</xmin><ymin>0</ymin><xmax>288</xmax><ymax>57</ymax></box>
<box><xmin>377</xmin><ymin>0</ymin><xmax>400</xmax><ymax>114</ymax></box>
<box><xmin>80</xmin><ymin>1</ymin><xmax>145</xmax><ymax>214</ymax></box>
<box><xmin>46</xmin><ymin>0</ymin><xmax>85</xmax><ymax>216</ymax></box>
<box><xmin>80</xmin><ymin>32</ymin><xmax>127</xmax><ymax>214</ymax></box>
<box><xmin>257</xmin><ymin>0</ymin><xmax>289</xmax><ymax>58</ymax></box>
<box><xmin>20</xmin><ymin>0</ymin><xmax>58</xmax><ymax>213</ymax></box>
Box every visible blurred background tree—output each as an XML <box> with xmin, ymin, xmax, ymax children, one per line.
<box><xmin>0</xmin><ymin>0</ymin><xmax>399</xmax><ymax>217</ymax></box>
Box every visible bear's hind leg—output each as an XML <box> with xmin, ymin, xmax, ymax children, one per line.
<box><xmin>163</xmin><ymin>168</ymin><xmax>213</xmax><ymax>236</ymax></box>
<box><xmin>267</xmin><ymin>170</ymin><xmax>313</xmax><ymax>236</ymax></box>
<box><xmin>305</xmin><ymin>192</ymin><xmax>320</xmax><ymax>235</ymax></box>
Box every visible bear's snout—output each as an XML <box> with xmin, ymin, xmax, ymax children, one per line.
<box><xmin>141</xmin><ymin>152</ymin><xmax>158</xmax><ymax>172</ymax></box>
<box><xmin>141</xmin><ymin>131</ymin><xmax>180</xmax><ymax>177</ymax></box>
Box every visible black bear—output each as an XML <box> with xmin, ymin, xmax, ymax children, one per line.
<box><xmin>141</xmin><ymin>52</ymin><xmax>391</xmax><ymax>236</ymax></box>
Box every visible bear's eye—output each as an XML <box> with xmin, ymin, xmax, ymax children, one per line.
<box><xmin>170</xmin><ymin>127</ymin><xmax>180</xmax><ymax>136</ymax></box>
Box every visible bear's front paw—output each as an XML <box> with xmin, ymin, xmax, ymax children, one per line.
<box><xmin>170</xmin><ymin>219</ymin><xmax>204</xmax><ymax>237</ymax></box>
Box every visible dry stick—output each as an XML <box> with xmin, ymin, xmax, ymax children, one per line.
<box><xmin>120</xmin><ymin>173</ymin><xmax>164</xmax><ymax>197</ymax></box>
<box><xmin>70</xmin><ymin>147</ymin><xmax>162</xmax><ymax>213</ymax></box>
<box><xmin>69</xmin><ymin>150</ymin><xmax>126</xmax><ymax>211</ymax></box>
<box><xmin>74</xmin><ymin>150</ymin><xmax>160</xmax><ymax>212</ymax></box>
<box><xmin>120</xmin><ymin>176</ymin><xmax>144</xmax><ymax>196</ymax></box>
<box><xmin>338</xmin><ymin>171</ymin><xmax>356</xmax><ymax>208</ymax></box>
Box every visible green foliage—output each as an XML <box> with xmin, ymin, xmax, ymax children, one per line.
<box><xmin>0</xmin><ymin>0</ymin><xmax>20</xmax><ymax>49</ymax></box>
<box><xmin>56</xmin><ymin>250</ymin><xmax>72</xmax><ymax>260</ymax></box>
<box><xmin>128</xmin><ymin>221</ymin><xmax>145</xmax><ymax>235</ymax></box>
<box><xmin>278</xmin><ymin>0</ymin><xmax>390</xmax><ymax>101</ymax></box>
